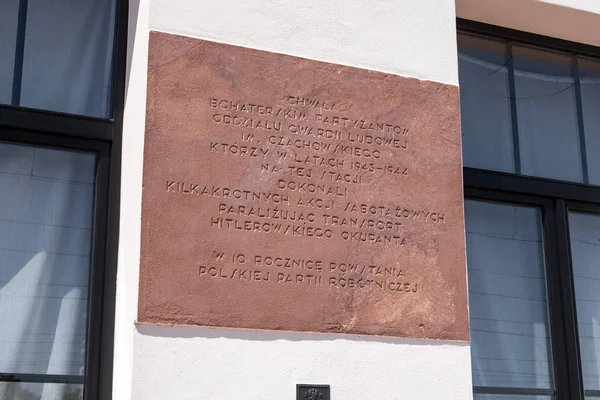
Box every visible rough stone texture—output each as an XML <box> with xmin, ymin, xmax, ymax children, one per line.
<box><xmin>139</xmin><ymin>31</ymin><xmax>468</xmax><ymax>341</ymax></box>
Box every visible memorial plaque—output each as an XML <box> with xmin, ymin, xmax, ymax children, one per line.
<box><xmin>139</xmin><ymin>31</ymin><xmax>469</xmax><ymax>340</ymax></box>
<box><xmin>297</xmin><ymin>384</ymin><xmax>330</xmax><ymax>400</ymax></box>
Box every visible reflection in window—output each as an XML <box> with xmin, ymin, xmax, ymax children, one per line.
<box><xmin>579</xmin><ymin>58</ymin><xmax>600</xmax><ymax>185</ymax></box>
<box><xmin>0</xmin><ymin>382</ymin><xmax>83</xmax><ymax>400</ymax></box>
<box><xmin>0</xmin><ymin>142</ymin><xmax>95</xmax><ymax>397</ymax></box>
<box><xmin>513</xmin><ymin>45</ymin><xmax>582</xmax><ymax>182</ymax></box>
<box><xmin>569</xmin><ymin>212</ymin><xmax>600</xmax><ymax>395</ymax></box>
<box><xmin>0</xmin><ymin>0</ymin><xmax>18</xmax><ymax>104</ymax></box>
<box><xmin>458</xmin><ymin>33</ymin><xmax>600</xmax><ymax>185</ymax></box>
<box><xmin>0</xmin><ymin>0</ymin><xmax>116</xmax><ymax>117</ymax></box>
<box><xmin>465</xmin><ymin>200</ymin><xmax>554</xmax><ymax>395</ymax></box>
<box><xmin>458</xmin><ymin>34</ymin><xmax>514</xmax><ymax>173</ymax></box>
<box><xmin>474</xmin><ymin>395</ymin><xmax>551</xmax><ymax>400</ymax></box>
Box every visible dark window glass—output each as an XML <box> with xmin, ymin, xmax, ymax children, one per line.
<box><xmin>512</xmin><ymin>45</ymin><xmax>582</xmax><ymax>182</ymax></box>
<box><xmin>474</xmin><ymin>395</ymin><xmax>551</xmax><ymax>400</ymax></box>
<box><xmin>569</xmin><ymin>212</ymin><xmax>600</xmax><ymax>394</ymax></box>
<box><xmin>0</xmin><ymin>0</ymin><xmax>116</xmax><ymax>118</ymax></box>
<box><xmin>579</xmin><ymin>58</ymin><xmax>600</xmax><ymax>185</ymax></box>
<box><xmin>465</xmin><ymin>200</ymin><xmax>553</xmax><ymax>393</ymax></box>
<box><xmin>458</xmin><ymin>33</ymin><xmax>599</xmax><ymax>185</ymax></box>
<box><xmin>0</xmin><ymin>142</ymin><xmax>95</xmax><ymax>391</ymax></box>
<box><xmin>460</xmin><ymin>21</ymin><xmax>600</xmax><ymax>400</ymax></box>
<box><xmin>0</xmin><ymin>0</ymin><xmax>19</xmax><ymax>104</ymax></box>
<box><xmin>458</xmin><ymin>34</ymin><xmax>514</xmax><ymax>173</ymax></box>
<box><xmin>0</xmin><ymin>382</ymin><xmax>84</xmax><ymax>400</ymax></box>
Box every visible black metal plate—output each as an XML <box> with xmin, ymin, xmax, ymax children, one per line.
<box><xmin>297</xmin><ymin>384</ymin><xmax>330</xmax><ymax>400</ymax></box>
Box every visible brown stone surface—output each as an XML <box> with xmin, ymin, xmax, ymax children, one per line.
<box><xmin>139</xmin><ymin>31</ymin><xmax>469</xmax><ymax>341</ymax></box>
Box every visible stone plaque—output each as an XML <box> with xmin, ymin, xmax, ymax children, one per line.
<box><xmin>139</xmin><ymin>31</ymin><xmax>469</xmax><ymax>340</ymax></box>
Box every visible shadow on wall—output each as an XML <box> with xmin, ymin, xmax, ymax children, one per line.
<box><xmin>456</xmin><ymin>0</ymin><xmax>600</xmax><ymax>47</ymax></box>
<box><xmin>135</xmin><ymin>322</ymin><xmax>470</xmax><ymax>347</ymax></box>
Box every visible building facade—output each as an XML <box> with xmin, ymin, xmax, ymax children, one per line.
<box><xmin>1</xmin><ymin>0</ymin><xmax>600</xmax><ymax>399</ymax></box>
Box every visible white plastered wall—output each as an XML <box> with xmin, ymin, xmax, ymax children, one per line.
<box><xmin>149</xmin><ymin>0</ymin><xmax>461</xmax><ymax>85</ymax></box>
<box><xmin>133</xmin><ymin>325</ymin><xmax>471</xmax><ymax>400</ymax></box>
<box><xmin>112</xmin><ymin>0</ymin><xmax>150</xmax><ymax>399</ymax></box>
<box><xmin>115</xmin><ymin>1</ymin><xmax>475</xmax><ymax>399</ymax></box>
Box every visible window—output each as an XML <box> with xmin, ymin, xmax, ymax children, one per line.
<box><xmin>0</xmin><ymin>0</ymin><xmax>127</xmax><ymax>399</ymax></box>
<box><xmin>0</xmin><ymin>0</ymin><xmax>117</xmax><ymax>118</ymax></box>
<box><xmin>459</xmin><ymin>19</ymin><xmax>600</xmax><ymax>400</ymax></box>
<box><xmin>0</xmin><ymin>143</ymin><xmax>98</xmax><ymax>399</ymax></box>
<box><xmin>466</xmin><ymin>200</ymin><xmax>553</xmax><ymax>393</ymax></box>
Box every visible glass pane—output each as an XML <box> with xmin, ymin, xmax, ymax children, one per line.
<box><xmin>579</xmin><ymin>57</ymin><xmax>600</xmax><ymax>185</ymax></box>
<box><xmin>513</xmin><ymin>45</ymin><xmax>582</xmax><ymax>182</ymax></box>
<box><xmin>7</xmin><ymin>0</ymin><xmax>116</xmax><ymax>118</ymax></box>
<box><xmin>0</xmin><ymin>142</ymin><xmax>95</xmax><ymax>376</ymax></box>
<box><xmin>465</xmin><ymin>200</ymin><xmax>553</xmax><ymax>390</ymax></box>
<box><xmin>0</xmin><ymin>381</ymin><xmax>83</xmax><ymax>400</ymax></box>
<box><xmin>569</xmin><ymin>211</ymin><xmax>600</xmax><ymax>392</ymax></box>
<box><xmin>458</xmin><ymin>34</ymin><xmax>515</xmax><ymax>173</ymax></box>
<box><xmin>474</xmin><ymin>395</ymin><xmax>552</xmax><ymax>400</ymax></box>
<box><xmin>0</xmin><ymin>0</ymin><xmax>19</xmax><ymax>104</ymax></box>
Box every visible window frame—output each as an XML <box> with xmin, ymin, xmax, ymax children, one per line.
<box><xmin>0</xmin><ymin>0</ymin><xmax>129</xmax><ymax>398</ymax></box>
<box><xmin>458</xmin><ymin>18</ymin><xmax>600</xmax><ymax>400</ymax></box>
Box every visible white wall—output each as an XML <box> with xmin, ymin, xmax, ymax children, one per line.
<box><xmin>133</xmin><ymin>325</ymin><xmax>472</xmax><ymax>400</ymax></box>
<box><xmin>456</xmin><ymin>0</ymin><xmax>600</xmax><ymax>47</ymax></box>
<box><xmin>112</xmin><ymin>0</ymin><xmax>149</xmax><ymax>398</ymax></box>
<box><xmin>118</xmin><ymin>1</ymin><xmax>474</xmax><ymax>400</ymax></box>
<box><xmin>149</xmin><ymin>0</ymin><xmax>460</xmax><ymax>85</ymax></box>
